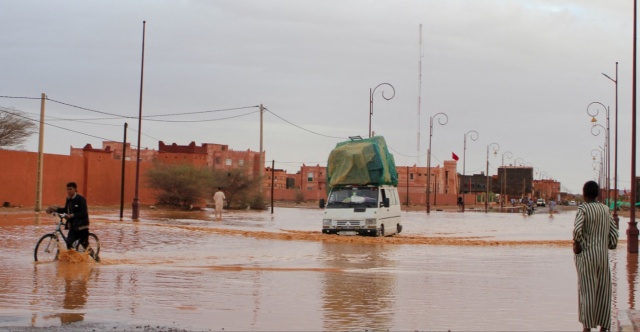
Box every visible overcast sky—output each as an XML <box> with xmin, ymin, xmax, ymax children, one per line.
<box><xmin>0</xmin><ymin>0</ymin><xmax>634</xmax><ymax>194</ymax></box>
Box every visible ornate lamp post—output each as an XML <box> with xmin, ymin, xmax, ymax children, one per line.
<box><xmin>514</xmin><ymin>157</ymin><xmax>524</xmax><ymax>167</ymax></box>
<box><xmin>485</xmin><ymin>143</ymin><xmax>500</xmax><ymax>213</ymax></box>
<box><xmin>588</xmin><ymin>102</ymin><xmax>610</xmax><ymax>207</ymax></box>
<box><xmin>603</xmin><ymin>62</ymin><xmax>619</xmax><ymax>226</ymax></box>
<box><xmin>369</xmin><ymin>83</ymin><xmax>395</xmax><ymax>138</ymax></box>
<box><xmin>461</xmin><ymin>130</ymin><xmax>479</xmax><ymax>213</ymax></box>
<box><xmin>592</xmin><ymin>148</ymin><xmax>605</xmax><ymax>200</ymax></box>
<box><xmin>426</xmin><ymin>112</ymin><xmax>448</xmax><ymax>214</ymax></box>
<box><xmin>500</xmin><ymin>151</ymin><xmax>513</xmax><ymax>210</ymax></box>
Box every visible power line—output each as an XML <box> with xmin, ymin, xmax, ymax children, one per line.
<box><xmin>0</xmin><ymin>95</ymin><xmax>41</xmax><ymax>100</ymax></box>
<box><xmin>388</xmin><ymin>146</ymin><xmax>428</xmax><ymax>159</ymax></box>
<box><xmin>47</xmin><ymin>97</ymin><xmax>260</xmax><ymax>122</ymax></box>
<box><xmin>1</xmin><ymin>95</ymin><xmax>260</xmax><ymax>121</ymax></box>
<box><xmin>0</xmin><ymin>107</ymin><xmax>116</xmax><ymax>142</ymax></box>
<box><xmin>141</xmin><ymin>110</ymin><xmax>260</xmax><ymax>122</ymax></box>
<box><xmin>264</xmin><ymin>107</ymin><xmax>346</xmax><ymax>139</ymax></box>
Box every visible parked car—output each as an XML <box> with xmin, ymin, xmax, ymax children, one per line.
<box><xmin>536</xmin><ymin>198</ymin><xmax>546</xmax><ymax>207</ymax></box>
<box><xmin>569</xmin><ymin>200</ymin><xmax>577</xmax><ymax>206</ymax></box>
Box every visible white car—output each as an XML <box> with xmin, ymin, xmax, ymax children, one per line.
<box><xmin>536</xmin><ymin>199</ymin><xmax>546</xmax><ymax>207</ymax></box>
<box><xmin>569</xmin><ymin>200</ymin><xmax>577</xmax><ymax>206</ymax></box>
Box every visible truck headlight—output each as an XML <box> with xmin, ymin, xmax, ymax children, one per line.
<box><xmin>323</xmin><ymin>219</ymin><xmax>332</xmax><ymax>226</ymax></box>
<box><xmin>365</xmin><ymin>218</ymin><xmax>376</xmax><ymax>225</ymax></box>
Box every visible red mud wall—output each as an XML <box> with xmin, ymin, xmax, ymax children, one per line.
<box><xmin>0</xmin><ymin>150</ymin><xmax>155</xmax><ymax>208</ymax></box>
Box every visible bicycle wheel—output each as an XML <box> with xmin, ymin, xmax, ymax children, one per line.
<box><xmin>73</xmin><ymin>233</ymin><xmax>100</xmax><ymax>261</ymax></box>
<box><xmin>34</xmin><ymin>234</ymin><xmax>59</xmax><ymax>262</ymax></box>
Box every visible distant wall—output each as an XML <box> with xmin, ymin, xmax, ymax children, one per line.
<box><xmin>0</xmin><ymin>149</ymin><xmax>154</xmax><ymax>208</ymax></box>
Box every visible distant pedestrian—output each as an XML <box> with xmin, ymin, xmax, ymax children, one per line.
<box><xmin>548</xmin><ymin>198</ymin><xmax>557</xmax><ymax>217</ymax></box>
<box><xmin>573</xmin><ymin>181</ymin><xmax>618</xmax><ymax>332</ymax></box>
<box><xmin>213</xmin><ymin>187</ymin><xmax>226</xmax><ymax>221</ymax></box>
<box><xmin>457</xmin><ymin>196</ymin><xmax>463</xmax><ymax>210</ymax></box>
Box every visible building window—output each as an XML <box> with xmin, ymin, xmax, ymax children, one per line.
<box><xmin>215</xmin><ymin>158</ymin><xmax>221</xmax><ymax>165</ymax></box>
<box><xmin>410</xmin><ymin>173</ymin><xmax>414</xmax><ymax>180</ymax></box>
<box><xmin>226</xmin><ymin>159</ymin><xmax>232</xmax><ymax>166</ymax></box>
<box><xmin>307</xmin><ymin>186</ymin><xmax>313</xmax><ymax>190</ymax></box>
<box><xmin>307</xmin><ymin>172</ymin><xmax>314</xmax><ymax>182</ymax></box>
<box><xmin>239</xmin><ymin>160</ymin><xmax>244</xmax><ymax>166</ymax></box>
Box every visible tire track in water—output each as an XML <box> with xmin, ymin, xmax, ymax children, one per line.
<box><xmin>130</xmin><ymin>221</ymin><xmax>581</xmax><ymax>247</ymax></box>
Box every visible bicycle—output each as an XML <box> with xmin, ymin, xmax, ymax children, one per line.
<box><xmin>34</xmin><ymin>212</ymin><xmax>100</xmax><ymax>262</ymax></box>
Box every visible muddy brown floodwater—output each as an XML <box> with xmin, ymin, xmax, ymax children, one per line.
<box><xmin>0</xmin><ymin>206</ymin><xmax>637</xmax><ymax>331</ymax></box>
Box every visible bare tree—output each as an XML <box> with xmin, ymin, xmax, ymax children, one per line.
<box><xmin>0</xmin><ymin>107</ymin><xmax>37</xmax><ymax>149</ymax></box>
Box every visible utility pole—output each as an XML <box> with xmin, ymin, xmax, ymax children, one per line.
<box><xmin>271</xmin><ymin>160</ymin><xmax>275</xmax><ymax>214</ymax></box>
<box><xmin>35</xmin><ymin>93</ymin><xmax>46</xmax><ymax>212</ymax></box>
<box><xmin>120</xmin><ymin>123</ymin><xmax>128</xmax><ymax>220</ymax></box>
<box><xmin>259</xmin><ymin>104</ymin><xmax>264</xmax><ymax>193</ymax></box>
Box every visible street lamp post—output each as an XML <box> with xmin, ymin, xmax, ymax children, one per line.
<box><xmin>592</xmin><ymin>148</ymin><xmax>605</xmax><ymax>200</ymax></box>
<box><xmin>369</xmin><ymin>83</ymin><xmax>395</xmax><ymax>138</ymax></box>
<box><xmin>132</xmin><ymin>21</ymin><xmax>146</xmax><ymax>221</ymax></box>
<box><xmin>462</xmin><ymin>130</ymin><xmax>479</xmax><ymax>213</ymax></box>
<box><xmin>603</xmin><ymin>62</ymin><xmax>619</xmax><ymax>227</ymax></box>
<box><xmin>630</xmin><ymin>0</ymin><xmax>638</xmax><ymax>253</ymax></box>
<box><xmin>426</xmin><ymin>112</ymin><xmax>448</xmax><ymax>214</ymax></box>
<box><xmin>514</xmin><ymin>157</ymin><xmax>524</xmax><ymax>167</ymax></box>
<box><xmin>485</xmin><ymin>143</ymin><xmax>500</xmax><ymax>213</ymax></box>
<box><xmin>500</xmin><ymin>151</ymin><xmax>513</xmax><ymax>211</ymax></box>
<box><xmin>588</xmin><ymin>102</ymin><xmax>610</xmax><ymax>206</ymax></box>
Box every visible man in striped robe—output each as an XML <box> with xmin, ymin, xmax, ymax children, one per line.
<box><xmin>574</xmin><ymin>180</ymin><xmax>618</xmax><ymax>331</ymax></box>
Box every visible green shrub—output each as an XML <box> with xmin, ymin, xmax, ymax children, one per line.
<box><xmin>145</xmin><ymin>162</ymin><xmax>211</xmax><ymax>208</ymax></box>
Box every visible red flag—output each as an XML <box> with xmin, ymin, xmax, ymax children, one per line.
<box><xmin>452</xmin><ymin>152</ymin><xmax>459</xmax><ymax>161</ymax></box>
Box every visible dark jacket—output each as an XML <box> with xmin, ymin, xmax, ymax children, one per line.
<box><xmin>56</xmin><ymin>194</ymin><xmax>90</xmax><ymax>230</ymax></box>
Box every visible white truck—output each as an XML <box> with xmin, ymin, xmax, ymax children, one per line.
<box><xmin>319</xmin><ymin>136</ymin><xmax>402</xmax><ymax>237</ymax></box>
<box><xmin>320</xmin><ymin>184</ymin><xmax>402</xmax><ymax>236</ymax></box>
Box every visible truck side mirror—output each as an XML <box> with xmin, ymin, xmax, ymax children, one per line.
<box><xmin>319</xmin><ymin>199</ymin><xmax>325</xmax><ymax>208</ymax></box>
<box><xmin>383</xmin><ymin>197</ymin><xmax>390</xmax><ymax>208</ymax></box>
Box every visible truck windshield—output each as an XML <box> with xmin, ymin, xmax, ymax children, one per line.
<box><xmin>326</xmin><ymin>187</ymin><xmax>378</xmax><ymax>208</ymax></box>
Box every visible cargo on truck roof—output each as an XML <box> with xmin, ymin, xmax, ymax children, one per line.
<box><xmin>326</xmin><ymin>136</ymin><xmax>398</xmax><ymax>190</ymax></box>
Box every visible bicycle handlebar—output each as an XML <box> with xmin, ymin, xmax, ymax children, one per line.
<box><xmin>51</xmin><ymin>212</ymin><xmax>69</xmax><ymax>227</ymax></box>
<box><xmin>52</xmin><ymin>212</ymin><xmax>68</xmax><ymax>218</ymax></box>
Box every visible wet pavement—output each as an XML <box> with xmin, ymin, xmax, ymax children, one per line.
<box><xmin>0</xmin><ymin>205</ymin><xmax>637</xmax><ymax>331</ymax></box>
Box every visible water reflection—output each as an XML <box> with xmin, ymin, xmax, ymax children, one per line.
<box><xmin>321</xmin><ymin>242</ymin><xmax>396</xmax><ymax>331</ymax></box>
<box><xmin>57</xmin><ymin>263</ymin><xmax>92</xmax><ymax>324</ymax></box>
<box><xmin>27</xmin><ymin>261</ymin><xmax>95</xmax><ymax>327</ymax></box>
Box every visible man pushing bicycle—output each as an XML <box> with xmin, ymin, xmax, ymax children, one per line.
<box><xmin>46</xmin><ymin>182</ymin><xmax>96</xmax><ymax>261</ymax></box>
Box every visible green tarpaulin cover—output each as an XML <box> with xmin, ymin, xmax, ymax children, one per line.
<box><xmin>327</xmin><ymin>136</ymin><xmax>398</xmax><ymax>190</ymax></box>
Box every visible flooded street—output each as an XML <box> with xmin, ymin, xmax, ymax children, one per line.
<box><xmin>0</xmin><ymin>206</ymin><xmax>637</xmax><ymax>331</ymax></box>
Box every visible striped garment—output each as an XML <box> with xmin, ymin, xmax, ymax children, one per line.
<box><xmin>573</xmin><ymin>201</ymin><xmax>618</xmax><ymax>330</ymax></box>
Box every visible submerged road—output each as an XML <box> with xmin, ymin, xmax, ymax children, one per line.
<box><xmin>0</xmin><ymin>206</ymin><xmax>634</xmax><ymax>331</ymax></box>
